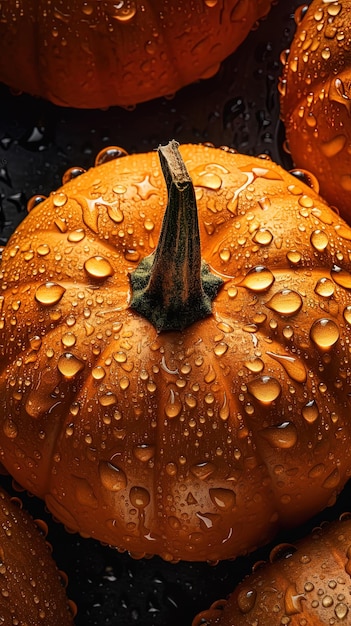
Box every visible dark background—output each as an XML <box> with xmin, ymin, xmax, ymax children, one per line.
<box><xmin>1</xmin><ymin>1</ymin><xmax>351</xmax><ymax>625</ymax></box>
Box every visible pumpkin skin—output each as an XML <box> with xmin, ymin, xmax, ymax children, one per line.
<box><xmin>0</xmin><ymin>0</ymin><xmax>274</xmax><ymax>109</ymax></box>
<box><xmin>192</xmin><ymin>514</ymin><xmax>351</xmax><ymax>625</ymax></box>
<box><xmin>0</xmin><ymin>484</ymin><xmax>75</xmax><ymax>625</ymax></box>
<box><xmin>1</xmin><ymin>142</ymin><xmax>351</xmax><ymax>563</ymax></box>
<box><xmin>280</xmin><ymin>0</ymin><xmax>351</xmax><ymax>222</ymax></box>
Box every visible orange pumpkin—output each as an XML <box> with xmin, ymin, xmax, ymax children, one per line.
<box><xmin>192</xmin><ymin>513</ymin><xmax>351</xmax><ymax>625</ymax></box>
<box><xmin>0</xmin><ymin>483</ymin><xmax>75</xmax><ymax>625</ymax></box>
<box><xmin>0</xmin><ymin>0</ymin><xmax>274</xmax><ymax>109</ymax></box>
<box><xmin>279</xmin><ymin>0</ymin><xmax>351</xmax><ymax>222</ymax></box>
<box><xmin>1</xmin><ymin>141</ymin><xmax>351</xmax><ymax>563</ymax></box>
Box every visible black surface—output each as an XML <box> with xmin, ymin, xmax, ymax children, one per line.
<box><xmin>1</xmin><ymin>1</ymin><xmax>351</xmax><ymax>625</ymax></box>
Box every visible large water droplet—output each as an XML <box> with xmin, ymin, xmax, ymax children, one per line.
<box><xmin>99</xmin><ymin>461</ymin><xmax>127</xmax><ymax>491</ymax></box>
<box><xmin>247</xmin><ymin>376</ymin><xmax>281</xmax><ymax>404</ymax></box>
<box><xmin>84</xmin><ymin>256</ymin><xmax>114</xmax><ymax>279</ymax></box>
<box><xmin>35</xmin><ymin>282</ymin><xmax>66</xmax><ymax>306</ymax></box>
<box><xmin>267</xmin><ymin>351</ymin><xmax>307</xmax><ymax>383</ymax></box>
<box><xmin>57</xmin><ymin>353</ymin><xmax>85</xmax><ymax>378</ymax></box>
<box><xmin>310</xmin><ymin>318</ymin><xmax>340</xmax><ymax>350</ymax></box>
<box><xmin>240</xmin><ymin>266</ymin><xmax>275</xmax><ymax>292</ymax></box>
<box><xmin>237</xmin><ymin>588</ymin><xmax>257</xmax><ymax>614</ymax></box>
<box><xmin>302</xmin><ymin>400</ymin><xmax>319</xmax><ymax>424</ymax></box>
<box><xmin>331</xmin><ymin>265</ymin><xmax>351</xmax><ymax>289</ymax></box>
<box><xmin>265</xmin><ymin>289</ymin><xmax>302</xmax><ymax>316</ymax></box>
<box><xmin>130</xmin><ymin>486</ymin><xmax>150</xmax><ymax>509</ymax></box>
<box><xmin>94</xmin><ymin>145</ymin><xmax>128</xmax><ymax>166</ymax></box>
<box><xmin>209</xmin><ymin>488</ymin><xmax>236</xmax><ymax>510</ymax></box>
<box><xmin>261</xmin><ymin>422</ymin><xmax>298</xmax><ymax>449</ymax></box>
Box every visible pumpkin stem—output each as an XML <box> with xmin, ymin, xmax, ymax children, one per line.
<box><xmin>130</xmin><ymin>140</ymin><xmax>223</xmax><ymax>332</ymax></box>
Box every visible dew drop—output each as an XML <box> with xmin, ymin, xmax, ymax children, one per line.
<box><xmin>287</xmin><ymin>250</ymin><xmax>302</xmax><ymax>265</ymax></box>
<box><xmin>310</xmin><ymin>318</ymin><xmax>340</xmax><ymax>350</ymax></box>
<box><xmin>265</xmin><ymin>289</ymin><xmax>302</xmax><ymax>316</ymax></box>
<box><xmin>35</xmin><ymin>282</ymin><xmax>66</xmax><ymax>306</ymax></box>
<box><xmin>209</xmin><ymin>488</ymin><xmax>236</xmax><ymax>510</ymax></box>
<box><xmin>57</xmin><ymin>353</ymin><xmax>85</xmax><ymax>378</ymax></box>
<box><xmin>237</xmin><ymin>588</ymin><xmax>257</xmax><ymax>614</ymax></box>
<box><xmin>334</xmin><ymin>602</ymin><xmax>348</xmax><ymax>620</ymax></box>
<box><xmin>302</xmin><ymin>400</ymin><xmax>319</xmax><ymax>424</ymax></box>
<box><xmin>163</xmin><ymin>388</ymin><xmax>182</xmax><ymax>418</ymax></box>
<box><xmin>107</xmin><ymin>1</ymin><xmax>137</xmax><ymax>22</ymax></box>
<box><xmin>253</xmin><ymin>228</ymin><xmax>273</xmax><ymax>246</ymax></box>
<box><xmin>133</xmin><ymin>445</ymin><xmax>155</xmax><ymax>463</ymax></box>
<box><xmin>52</xmin><ymin>191</ymin><xmax>67</xmax><ymax>207</ymax></box>
<box><xmin>261</xmin><ymin>422</ymin><xmax>298</xmax><ymax>449</ymax></box>
<box><xmin>99</xmin><ymin>461</ymin><xmax>127</xmax><ymax>491</ymax></box>
<box><xmin>94</xmin><ymin>145</ymin><xmax>128</xmax><ymax>166</ymax></box>
<box><xmin>67</xmin><ymin>229</ymin><xmax>85</xmax><ymax>243</ymax></box>
<box><xmin>247</xmin><ymin>376</ymin><xmax>281</xmax><ymax>404</ymax></box>
<box><xmin>315</xmin><ymin>277</ymin><xmax>335</xmax><ymax>298</ymax></box>
<box><xmin>331</xmin><ymin>265</ymin><xmax>351</xmax><ymax>289</ymax></box>
<box><xmin>62</xmin><ymin>166</ymin><xmax>86</xmax><ymax>184</ymax></box>
<box><xmin>27</xmin><ymin>194</ymin><xmax>46</xmax><ymax>212</ymax></box>
<box><xmin>84</xmin><ymin>256</ymin><xmax>114</xmax><ymax>279</ymax></box>
<box><xmin>240</xmin><ymin>266</ymin><xmax>275</xmax><ymax>292</ymax></box>
<box><xmin>190</xmin><ymin>462</ymin><xmax>216</xmax><ymax>481</ymax></box>
<box><xmin>130</xmin><ymin>486</ymin><xmax>150</xmax><ymax>509</ymax></box>
<box><xmin>343</xmin><ymin>306</ymin><xmax>351</xmax><ymax>324</ymax></box>
<box><xmin>310</xmin><ymin>229</ymin><xmax>329</xmax><ymax>251</ymax></box>
<box><xmin>266</xmin><ymin>351</ymin><xmax>307</xmax><ymax>383</ymax></box>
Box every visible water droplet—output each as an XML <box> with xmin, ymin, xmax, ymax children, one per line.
<box><xmin>267</xmin><ymin>351</ymin><xmax>307</xmax><ymax>383</ymax></box>
<box><xmin>209</xmin><ymin>488</ymin><xmax>236</xmax><ymax>510</ymax></box>
<box><xmin>106</xmin><ymin>1</ymin><xmax>137</xmax><ymax>22</ymax></box>
<box><xmin>265</xmin><ymin>289</ymin><xmax>302</xmax><ymax>316</ymax></box>
<box><xmin>315</xmin><ymin>277</ymin><xmax>335</xmax><ymax>298</ymax></box>
<box><xmin>94</xmin><ymin>145</ymin><xmax>128</xmax><ymax>166</ymax></box>
<box><xmin>164</xmin><ymin>389</ymin><xmax>182</xmax><ymax>419</ymax></box>
<box><xmin>61</xmin><ymin>332</ymin><xmax>76</xmax><ymax>348</ymax></box>
<box><xmin>62</xmin><ymin>166</ymin><xmax>86</xmax><ymax>184</ymax></box>
<box><xmin>331</xmin><ymin>265</ymin><xmax>351</xmax><ymax>289</ymax></box>
<box><xmin>310</xmin><ymin>229</ymin><xmax>329</xmax><ymax>251</ymax></box>
<box><xmin>35</xmin><ymin>282</ymin><xmax>66</xmax><ymax>306</ymax></box>
<box><xmin>343</xmin><ymin>306</ymin><xmax>351</xmax><ymax>324</ymax></box>
<box><xmin>133</xmin><ymin>445</ymin><xmax>155</xmax><ymax>463</ymax></box>
<box><xmin>310</xmin><ymin>318</ymin><xmax>340</xmax><ymax>350</ymax></box>
<box><xmin>302</xmin><ymin>400</ymin><xmax>319</xmax><ymax>424</ymax></box>
<box><xmin>253</xmin><ymin>228</ymin><xmax>273</xmax><ymax>245</ymax></box>
<box><xmin>67</xmin><ymin>229</ymin><xmax>85</xmax><ymax>243</ymax></box>
<box><xmin>57</xmin><ymin>353</ymin><xmax>85</xmax><ymax>378</ymax></box>
<box><xmin>190</xmin><ymin>462</ymin><xmax>216</xmax><ymax>481</ymax></box>
<box><xmin>284</xmin><ymin>584</ymin><xmax>305</xmax><ymax>615</ymax></box>
<box><xmin>130</xmin><ymin>486</ymin><xmax>150</xmax><ymax>509</ymax></box>
<box><xmin>3</xmin><ymin>419</ymin><xmax>18</xmax><ymax>439</ymax></box>
<box><xmin>334</xmin><ymin>602</ymin><xmax>348</xmax><ymax>620</ymax></box>
<box><xmin>99</xmin><ymin>461</ymin><xmax>127</xmax><ymax>491</ymax></box>
<box><xmin>237</xmin><ymin>588</ymin><xmax>257</xmax><ymax>614</ymax></box>
<box><xmin>240</xmin><ymin>266</ymin><xmax>275</xmax><ymax>292</ymax></box>
<box><xmin>261</xmin><ymin>422</ymin><xmax>298</xmax><ymax>449</ymax></box>
<box><xmin>287</xmin><ymin>250</ymin><xmax>302</xmax><ymax>265</ymax></box>
<box><xmin>247</xmin><ymin>376</ymin><xmax>281</xmax><ymax>404</ymax></box>
<box><xmin>52</xmin><ymin>191</ymin><xmax>67</xmax><ymax>207</ymax></box>
<box><xmin>27</xmin><ymin>194</ymin><xmax>46</xmax><ymax>212</ymax></box>
<box><xmin>84</xmin><ymin>256</ymin><xmax>114</xmax><ymax>279</ymax></box>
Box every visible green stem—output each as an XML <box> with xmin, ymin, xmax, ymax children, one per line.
<box><xmin>129</xmin><ymin>140</ymin><xmax>223</xmax><ymax>332</ymax></box>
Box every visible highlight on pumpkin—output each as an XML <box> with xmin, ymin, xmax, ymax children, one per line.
<box><xmin>1</xmin><ymin>142</ymin><xmax>351</xmax><ymax>564</ymax></box>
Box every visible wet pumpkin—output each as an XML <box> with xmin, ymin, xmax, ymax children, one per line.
<box><xmin>1</xmin><ymin>141</ymin><xmax>351</xmax><ymax>562</ymax></box>
<box><xmin>0</xmin><ymin>484</ymin><xmax>75</xmax><ymax>625</ymax></box>
<box><xmin>193</xmin><ymin>513</ymin><xmax>351</xmax><ymax>625</ymax></box>
<box><xmin>280</xmin><ymin>0</ymin><xmax>351</xmax><ymax>222</ymax></box>
<box><xmin>0</xmin><ymin>0</ymin><xmax>274</xmax><ymax>109</ymax></box>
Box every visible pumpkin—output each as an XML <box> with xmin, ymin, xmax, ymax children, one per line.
<box><xmin>1</xmin><ymin>140</ymin><xmax>351</xmax><ymax>564</ymax></box>
<box><xmin>279</xmin><ymin>0</ymin><xmax>351</xmax><ymax>222</ymax></box>
<box><xmin>0</xmin><ymin>0</ymin><xmax>274</xmax><ymax>110</ymax></box>
<box><xmin>0</xmin><ymin>482</ymin><xmax>75</xmax><ymax>625</ymax></box>
<box><xmin>192</xmin><ymin>513</ymin><xmax>351</xmax><ymax>625</ymax></box>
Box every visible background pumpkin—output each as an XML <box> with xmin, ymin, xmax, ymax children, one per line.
<box><xmin>1</xmin><ymin>141</ymin><xmax>351</xmax><ymax>564</ymax></box>
<box><xmin>192</xmin><ymin>513</ymin><xmax>351</xmax><ymax>625</ymax></box>
<box><xmin>0</xmin><ymin>0</ymin><xmax>274</xmax><ymax>110</ymax></box>
<box><xmin>0</xmin><ymin>482</ymin><xmax>75</xmax><ymax>625</ymax></box>
<box><xmin>279</xmin><ymin>0</ymin><xmax>351</xmax><ymax>223</ymax></box>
